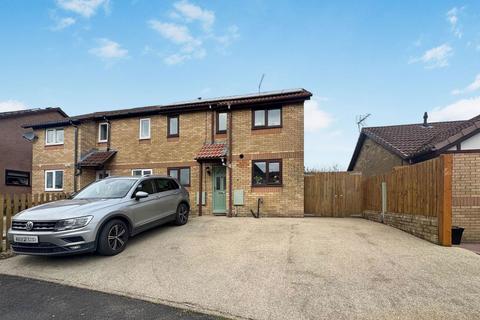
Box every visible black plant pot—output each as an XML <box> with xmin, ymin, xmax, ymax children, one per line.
<box><xmin>452</xmin><ymin>226</ymin><xmax>465</xmax><ymax>245</ymax></box>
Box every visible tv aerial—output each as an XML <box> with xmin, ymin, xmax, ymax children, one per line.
<box><xmin>356</xmin><ymin>113</ymin><xmax>371</xmax><ymax>132</ymax></box>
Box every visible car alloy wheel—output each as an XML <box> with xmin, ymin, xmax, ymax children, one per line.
<box><xmin>178</xmin><ymin>204</ymin><xmax>189</xmax><ymax>224</ymax></box>
<box><xmin>108</xmin><ymin>224</ymin><xmax>127</xmax><ymax>251</ymax></box>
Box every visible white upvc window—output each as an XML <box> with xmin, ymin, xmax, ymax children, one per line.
<box><xmin>96</xmin><ymin>170</ymin><xmax>111</xmax><ymax>181</ymax></box>
<box><xmin>45</xmin><ymin>170</ymin><xmax>64</xmax><ymax>191</ymax></box>
<box><xmin>45</xmin><ymin>128</ymin><xmax>64</xmax><ymax>145</ymax></box>
<box><xmin>139</xmin><ymin>118</ymin><xmax>151</xmax><ymax>140</ymax></box>
<box><xmin>132</xmin><ymin>169</ymin><xmax>153</xmax><ymax>176</ymax></box>
<box><xmin>98</xmin><ymin>122</ymin><xmax>109</xmax><ymax>143</ymax></box>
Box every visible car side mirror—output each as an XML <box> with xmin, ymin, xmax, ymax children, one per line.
<box><xmin>135</xmin><ymin>191</ymin><xmax>149</xmax><ymax>200</ymax></box>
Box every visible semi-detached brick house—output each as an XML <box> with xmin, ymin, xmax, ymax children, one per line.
<box><xmin>24</xmin><ymin>89</ymin><xmax>311</xmax><ymax>217</ymax></box>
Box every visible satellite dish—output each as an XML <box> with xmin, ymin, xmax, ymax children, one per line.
<box><xmin>23</xmin><ymin>131</ymin><xmax>37</xmax><ymax>142</ymax></box>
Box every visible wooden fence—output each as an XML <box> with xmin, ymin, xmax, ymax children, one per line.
<box><xmin>304</xmin><ymin>155</ymin><xmax>452</xmax><ymax>246</ymax></box>
<box><xmin>361</xmin><ymin>155</ymin><xmax>452</xmax><ymax>246</ymax></box>
<box><xmin>0</xmin><ymin>193</ymin><xmax>68</xmax><ymax>253</ymax></box>
<box><xmin>362</xmin><ymin>157</ymin><xmax>443</xmax><ymax>217</ymax></box>
<box><xmin>305</xmin><ymin>172</ymin><xmax>362</xmax><ymax>217</ymax></box>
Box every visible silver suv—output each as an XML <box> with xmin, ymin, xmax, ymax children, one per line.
<box><xmin>7</xmin><ymin>175</ymin><xmax>190</xmax><ymax>256</ymax></box>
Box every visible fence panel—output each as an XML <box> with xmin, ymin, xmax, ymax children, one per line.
<box><xmin>1</xmin><ymin>192</ymin><xmax>67</xmax><ymax>252</ymax></box>
<box><xmin>305</xmin><ymin>172</ymin><xmax>362</xmax><ymax>217</ymax></box>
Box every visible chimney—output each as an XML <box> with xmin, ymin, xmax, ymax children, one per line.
<box><xmin>423</xmin><ymin>112</ymin><xmax>428</xmax><ymax>127</ymax></box>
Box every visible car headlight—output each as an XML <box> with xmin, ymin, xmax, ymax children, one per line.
<box><xmin>54</xmin><ymin>216</ymin><xmax>93</xmax><ymax>231</ymax></box>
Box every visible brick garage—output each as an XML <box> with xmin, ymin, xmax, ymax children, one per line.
<box><xmin>452</xmin><ymin>153</ymin><xmax>480</xmax><ymax>242</ymax></box>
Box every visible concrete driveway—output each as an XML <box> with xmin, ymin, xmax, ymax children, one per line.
<box><xmin>0</xmin><ymin>217</ymin><xmax>479</xmax><ymax>320</ymax></box>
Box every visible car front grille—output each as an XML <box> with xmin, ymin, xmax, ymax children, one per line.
<box><xmin>11</xmin><ymin>242</ymin><xmax>67</xmax><ymax>254</ymax></box>
<box><xmin>12</xmin><ymin>221</ymin><xmax>57</xmax><ymax>231</ymax></box>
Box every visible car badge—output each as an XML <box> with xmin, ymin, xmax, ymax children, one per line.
<box><xmin>25</xmin><ymin>221</ymin><xmax>34</xmax><ymax>231</ymax></box>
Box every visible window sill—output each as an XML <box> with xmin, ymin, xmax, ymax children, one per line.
<box><xmin>251</xmin><ymin>185</ymin><xmax>283</xmax><ymax>192</ymax></box>
<box><xmin>167</xmin><ymin>136</ymin><xmax>180</xmax><ymax>141</ymax></box>
<box><xmin>45</xmin><ymin>190</ymin><xmax>64</xmax><ymax>192</ymax></box>
<box><xmin>97</xmin><ymin>140</ymin><xmax>108</xmax><ymax>144</ymax></box>
<box><xmin>251</xmin><ymin>125</ymin><xmax>282</xmax><ymax>130</ymax></box>
<box><xmin>251</xmin><ymin>184</ymin><xmax>283</xmax><ymax>188</ymax></box>
<box><xmin>45</xmin><ymin>143</ymin><xmax>64</xmax><ymax>147</ymax></box>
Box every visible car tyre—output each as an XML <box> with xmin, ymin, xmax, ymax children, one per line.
<box><xmin>97</xmin><ymin>219</ymin><xmax>129</xmax><ymax>256</ymax></box>
<box><xmin>174</xmin><ymin>203</ymin><xmax>189</xmax><ymax>226</ymax></box>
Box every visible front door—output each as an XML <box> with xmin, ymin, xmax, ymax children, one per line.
<box><xmin>212</xmin><ymin>166</ymin><xmax>227</xmax><ymax>214</ymax></box>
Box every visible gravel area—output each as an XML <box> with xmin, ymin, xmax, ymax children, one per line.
<box><xmin>0</xmin><ymin>217</ymin><xmax>479</xmax><ymax>320</ymax></box>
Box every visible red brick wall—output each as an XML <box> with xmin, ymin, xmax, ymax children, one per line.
<box><xmin>0</xmin><ymin>110</ymin><xmax>66</xmax><ymax>194</ymax></box>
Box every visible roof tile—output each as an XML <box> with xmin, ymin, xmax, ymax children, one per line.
<box><xmin>195</xmin><ymin>143</ymin><xmax>227</xmax><ymax>160</ymax></box>
<box><xmin>78</xmin><ymin>151</ymin><xmax>117</xmax><ymax>168</ymax></box>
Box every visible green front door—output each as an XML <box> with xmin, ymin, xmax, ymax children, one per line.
<box><xmin>212</xmin><ymin>166</ymin><xmax>227</xmax><ymax>214</ymax></box>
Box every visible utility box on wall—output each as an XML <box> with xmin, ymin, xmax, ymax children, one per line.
<box><xmin>195</xmin><ymin>192</ymin><xmax>206</xmax><ymax>205</ymax></box>
<box><xmin>233</xmin><ymin>189</ymin><xmax>244</xmax><ymax>206</ymax></box>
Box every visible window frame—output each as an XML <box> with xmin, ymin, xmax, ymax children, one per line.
<box><xmin>98</xmin><ymin>122</ymin><xmax>109</xmax><ymax>143</ymax></box>
<box><xmin>44</xmin><ymin>170</ymin><xmax>64</xmax><ymax>191</ymax></box>
<box><xmin>139</xmin><ymin>118</ymin><xmax>151</xmax><ymax>140</ymax></box>
<box><xmin>216</xmin><ymin>111</ymin><xmax>228</xmax><ymax>134</ymax></box>
<box><xmin>251</xmin><ymin>159</ymin><xmax>283</xmax><ymax>187</ymax></box>
<box><xmin>251</xmin><ymin>107</ymin><xmax>283</xmax><ymax>130</ymax></box>
<box><xmin>45</xmin><ymin>128</ymin><xmax>65</xmax><ymax>146</ymax></box>
<box><xmin>167</xmin><ymin>167</ymin><xmax>191</xmax><ymax>187</ymax></box>
<box><xmin>167</xmin><ymin>115</ymin><xmax>180</xmax><ymax>138</ymax></box>
<box><xmin>131</xmin><ymin>169</ymin><xmax>153</xmax><ymax>176</ymax></box>
<box><xmin>5</xmin><ymin>169</ymin><xmax>31</xmax><ymax>187</ymax></box>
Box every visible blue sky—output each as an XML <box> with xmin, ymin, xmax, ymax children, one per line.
<box><xmin>1</xmin><ymin>1</ymin><xmax>480</xmax><ymax>169</ymax></box>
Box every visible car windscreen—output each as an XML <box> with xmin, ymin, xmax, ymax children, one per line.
<box><xmin>73</xmin><ymin>179</ymin><xmax>137</xmax><ymax>199</ymax></box>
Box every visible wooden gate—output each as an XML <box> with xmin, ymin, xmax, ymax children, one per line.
<box><xmin>304</xmin><ymin>172</ymin><xmax>362</xmax><ymax>217</ymax></box>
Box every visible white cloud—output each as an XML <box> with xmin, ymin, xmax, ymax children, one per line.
<box><xmin>89</xmin><ymin>38</ymin><xmax>128</xmax><ymax>60</ymax></box>
<box><xmin>213</xmin><ymin>25</ymin><xmax>240</xmax><ymax>46</ymax></box>
<box><xmin>452</xmin><ymin>74</ymin><xmax>480</xmax><ymax>95</ymax></box>
<box><xmin>148</xmin><ymin>20</ymin><xmax>197</xmax><ymax>45</ymax></box>
<box><xmin>148</xmin><ymin>20</ymin><xmax>205</xmax><ymax>65</ymax></box>
<box><xmin>429</xmin><ymin>97</ymin><xmax>480</xmax><ymax>121</ymax></box>
<box><xmin>304</xmin><ymin>99</ymin><xmax>334</xmax><ymax>132</ymax></box>
<box><xmin>409</xmin><ymin>44</ymin><xmax>453</xmax><ymax>69</ymax></box>
<box><xmin>446</xmin><ymin>7</ymin><xmax>463</xmax><ymax>39</ymax></box>
<box><xmin>0</xmin><ymin>100</ymin><xmax>28</xmax><ymax>113</ymax></box>
<box><xmin>173</xmin><ymin>0</ymin><xmax>215</xmax><ymax>31</ymax></box>
<box><xmin>148</xmin><ymin>1</ymin><xmax>238</xmax><ymax>65</ymax></box>
<box><xmin>56</xmin><ymin>0</ymin><xmax>110</xmax><ymax>18</ymax></box>
<box><xmin>51</xmin><ymin>16</ymin><xmax>76</xmax><ymax>31</ymax></box>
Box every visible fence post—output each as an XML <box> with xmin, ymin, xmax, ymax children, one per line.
<box><xmin>5</xmin><ymin>194</ymin><xmax>12</xmax><ymax>251</ymax></box>
<box><xmin>439</xmin><ymin>154</ymin><xmax>453</xmax><ymax>246</ymax></box>
<box><xmin>381</xmin><ymin>182</ymin><xmax>387</xmax><ymax>222</ymax></box>
<box><xmin>0</xmin><ymin>194</ymin><xmax>4</xmax><ymax>253</ymax></box>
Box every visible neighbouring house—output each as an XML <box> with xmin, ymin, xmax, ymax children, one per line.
<box><xmin>349</xmin><ymin>112</ymin><xmax>480</xmax><ymax>242</ymax></box>
<box><xmin>24</xmin><ymin>89</ymin><xmax>311</xmax><ymax>217</ymax></box>
<box><xmin>0</xmin><ymin>108</ymin><xmax>68</xmax><ymax>194</ymax></box>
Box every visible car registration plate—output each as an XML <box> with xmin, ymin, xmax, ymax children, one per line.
<box><xmin>13</xmin><ymin>235</ymin><xmax>38</xmax><ymax>243</ymax></box>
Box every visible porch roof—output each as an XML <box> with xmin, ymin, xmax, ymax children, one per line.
<box><xmin>78</xmin><ymin>150</ymin><xmax>117</xmax><ymax>168</ymax></box>
<box><xmin>194</xmin><ymin>143</ymin><xmax>227</xmax><ymax>161</ymax></box>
